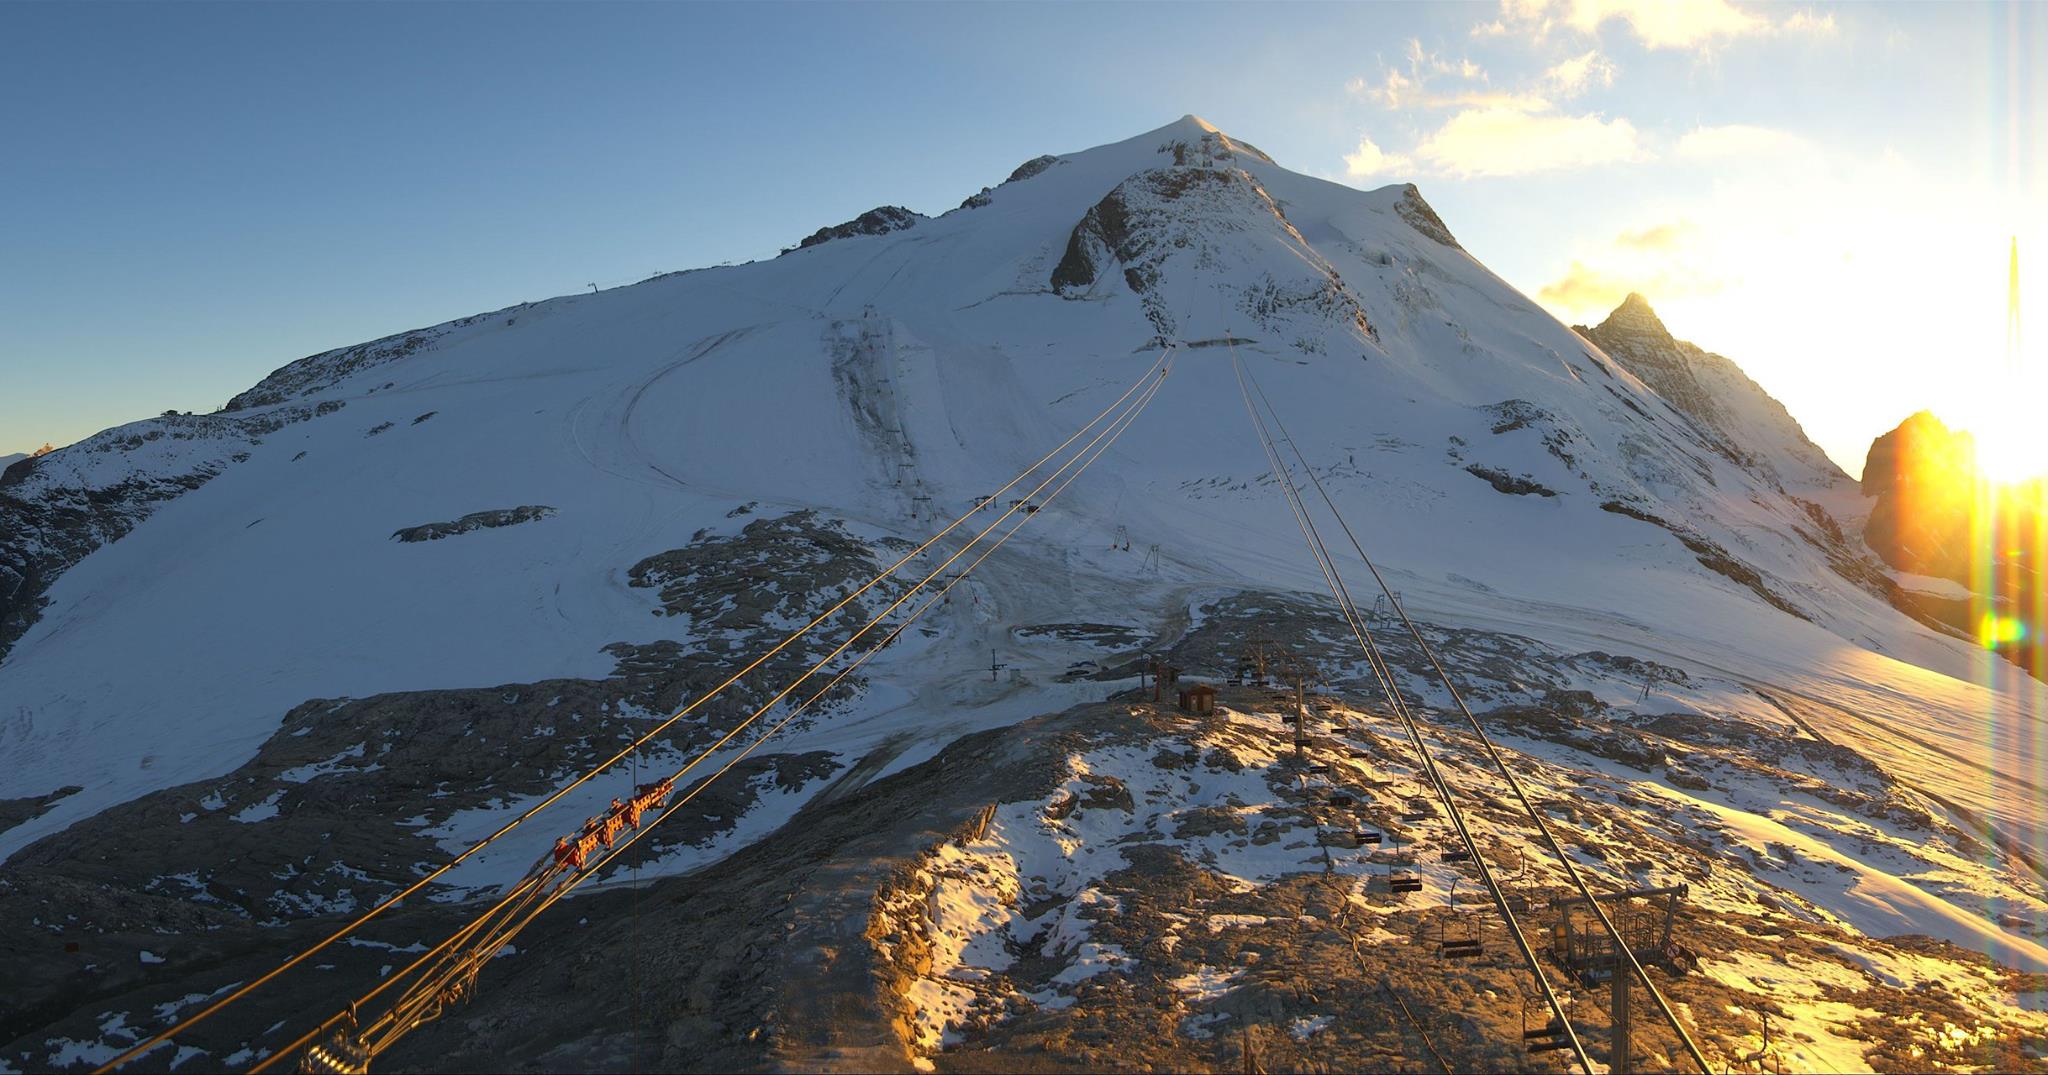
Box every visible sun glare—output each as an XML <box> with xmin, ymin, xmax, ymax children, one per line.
<box><xmin>1971</xmin><ymin>421</ymin><xmax>2046</xmax><ymax>485</ymax></box>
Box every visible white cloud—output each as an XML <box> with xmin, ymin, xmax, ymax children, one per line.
<box><xmin>1484</xmin><ymin>0</ymin><xmax>1834</xmax><ymax>51</ymax></box>
<box><xmin>1353</xmin><ymin>68</ymin><xmax>1418</xmax><ymax>108</ymax></box>
<box><xmin>1543</xmin><ymin>49</ymin><xmax>1618</xmax><ymax>97</ymax></box>
<box><xmin>1343</xmin><ymin>137</ymin><xmax>1414</xmax><ymax>180</ymax></box>
<box><xmin>1535</xmin><ymin>220</ymin><xmax>1718</xmax><ymax>316</ymax></box>
<box><xmin>1536</xmin><ymin>259</ymin><xmax>1727</xmax><ymax>316</ymax></box>
<box><xmin>1614</xmin><ymin>221</ymin><xmax>1694</xmax><ymax>250</ymax></box>
<box><xmin>1675</xmin><ymin>124</ymin><xmax>1809</xmax><ymax>160</ymax></box>
<box><xmin>1414</xmin><ymin>102</ymin><xmax>1647</xmax><ymax>177</ymax></box>
<box><xmin>1351</xmin><ymin>39</ymin><xmax>1490</xmax><ymax>109</ymax></box>
<box><xmin>1405</xmin><ymin>37</ymin><xmax>1489</xmax><ymax>82</ymax></box>
<box><xmin>1782</xmin><ymin>9</ymin><xmax>1838</xmax><ymax>35</ymax></box>
<box><xmin>1565</xmin><ymin>0</ymin><xmax>1766</xmax><ymax>48</ymax></box>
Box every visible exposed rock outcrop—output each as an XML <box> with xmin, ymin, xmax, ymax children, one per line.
<box><xmin>789</xmin><ymin>205</ymin><xmax>924</xmax><ymax>252</ymax></box>
<box><xmin>390</xmin><ymin>505</ymin><xmax>557</xmax><ymax>543</ymax></box>
<box><xmin>1859</xmin><ymin>411</ymin><xmax>2044</xmax><ymax>677</ymax></box>
<box><xmin>1392</xmin><ymin>184</ymin><xmax>1460</xmax><ymax>250</ymax></box>
<box><xmin>1050</xmin><ymin>163</ymin><xmax>1373</xmax><ymax>347</ymax></box>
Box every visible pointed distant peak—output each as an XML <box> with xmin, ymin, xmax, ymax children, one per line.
<box><xmin>1594</xmin><ymin>291</ymin><xmax>1673</xmax><ymax>339</ymax></box>
<box><xmin>1146</xmin><ymin>114</ymin><xmax>1276</xmax><ymax>167</ymax></box>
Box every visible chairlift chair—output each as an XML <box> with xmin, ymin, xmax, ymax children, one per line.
<box><xmin>1437</xmin><ymin>916</ymin><xmax>1483</xmax><ymax>960</ymax></box>
<box><xmin>1386</xmin><ymin>849</ymin><xmax>1422</xmax><ymax>893</ymax></box>
<box><xmin>1437</xmin><ymin>881</ymin><xmax>1483</xmax><ymax>959</ymax></box>
<box><xmin>1522</xmin><ymin>993</ymin><xmax>1573</xmax><ymax>1056</ymax></box>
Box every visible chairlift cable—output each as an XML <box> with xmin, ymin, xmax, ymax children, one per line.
<box><xmin>97</xmin><ymin>350</ymin><xmax>1172</xmax><ymax>1074</ymax></box>
<box><xmin>256</xmin><ymin>356</ymin><xmax>1176</xmax><ymax>1072</ymax></box>
<box><xmin>1242</xmin><ymin>354</ymin><xmax>1712</xmax><ymax>1073</ymax></box>
<box><xmin>1228</xmin><ymin>343</ymin><xmax>1592</xmax><ymax>1073</ymax></box>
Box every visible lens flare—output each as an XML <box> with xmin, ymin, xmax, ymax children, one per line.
<box><xmin>1979</xmin><ymin>613</ymin><xmax>2030</xmax><ymax>648</ymax></box>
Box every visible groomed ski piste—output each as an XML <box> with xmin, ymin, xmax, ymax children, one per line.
<box><xmin>5</xmin><ymin>116</ymin><xmax>2047</xmax><ymax>1073</ymax></box>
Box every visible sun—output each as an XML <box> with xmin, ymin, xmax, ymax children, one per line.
<box><xmin>1970</xmin><ymin>420</ymin><xmax>2047</xmax><ymax>486</ymax></box>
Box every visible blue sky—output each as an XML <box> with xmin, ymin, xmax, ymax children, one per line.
<box><xmin>3</xmin><ymin>1</ymin><xmax>2041</xmax><ymax>476</ymax></box>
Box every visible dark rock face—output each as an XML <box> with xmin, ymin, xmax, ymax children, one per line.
<box><xmin>791</xmin><ymin>205</ymin><xmax>924</xmax><ymax>252</ymax></box>
<box><xmin>1393</xmin><ymin>184</ymin><xmax>1460</xmax><ymax>250</ymax></box>
<box><xmin>390</xmin><ymin>505</ymin><xmax>557</xmax><ymax>543</ymax></box>
<box><xmin>1050</xmin><ymin>165</ymin><xmax>1373</xmax><ymax>346</ymax></box>
<box><xmin>1464</xmin><ymin>464</ymin><xmax>1557</xmax><ymax>497</ymax></box>
<box><xmin>1861</xmin><ymin>411</ymin><xmax>1977</xmax><ymax>582</ymax></box>
<box><xmin>957</xmin><ymin>155</ymin><xmax>1065</xmax><ymax>211</ymax></box>
<box><xmin>0</xmin><ymin>786</ymin><xmax>79</xmax><ymax>839</ymax></box>
<box><xmin>1005</xmin><ymin>154</ymin><xmax>1060</xmax><ymax>183</ymax></box>
<box><xmin>0</xmin><ymin>401</ymin><xmax>345</xmax><ymax>665</ymax></box>
<box><xmin>1050</xmin><ymin>168</ymin><xmax>1205</xmax><ymax>296</ymax></box>
<box><xmin>1859</xmin><ymin>411</ymin><xmax>2044</xmax><ymax>678</ymax></box>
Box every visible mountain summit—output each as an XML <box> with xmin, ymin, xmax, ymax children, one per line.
<box><xmin>1579</xmin><ymin>293</ymin><xmax>1842</xmax><ymax>488</ymax></box>
<box><xmin>1594</xmin><ymin>291</ymin><xmax>1670</xmax><ymax>337</ymax></box>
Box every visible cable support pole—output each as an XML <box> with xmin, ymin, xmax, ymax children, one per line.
<box><xmin>1228</xmin><ymin>346</ymin><xmax>1593</xmax><ymax>1074</ymax></box>
<box><xmin>1239</xmin><ymin>356</ymin><xmax>1712</xmax><ymax>1074</ymax></box>
<box><xmin>98</xmin><ymin>349</ymin><xmax>1172</xmax><ymax>1075</ymax></box>
<box><xmin>261</xmin><ymin>355</ymin><xmax>1177</xmax><ymax>1073</ymax></box>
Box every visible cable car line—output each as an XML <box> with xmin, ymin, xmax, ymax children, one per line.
<box><xmin>1240</xmin><ymin>355</ymin><xmax>1713</xmax><ymax>1073</ymax></box>
<box><xmin>95</xmin><ymin>351</ymin><xmax>1172</xmax><ymax>1074</ymax></box>
<box><xmin>1228</xmin><ymin>343</ymin><xmax>1594</xmax><ymax>1073</ymax></box>
<box><xmin>253</xmin><ymin>356</ymin><xmax>1175</xmax><ymax>1072</ymax></box>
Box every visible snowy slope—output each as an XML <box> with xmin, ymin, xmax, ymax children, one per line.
<box><xmin>4</xmin><ymin>117</ymin><xmax>2046</xmax><ymax>1026</ymax></box>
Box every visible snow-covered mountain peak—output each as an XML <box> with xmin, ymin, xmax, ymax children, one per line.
<box><xmin>1595</xmin><ymin>290</ymin><xmax>1672</xmax><ymax>339</ymax></box>
<box><xmin>1579</xmin><ymin>293</ymin><xmax>1844</xmax><ymax>489</ymax></box>
<box><xmin>1140</xmin><ymin>113</ymin><xmax>1277</xmax><ymax>168</ymax></box>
